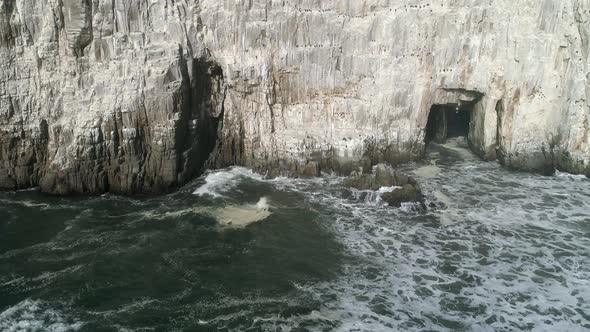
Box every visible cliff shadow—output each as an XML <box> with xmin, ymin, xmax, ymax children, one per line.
<box><xmin>176</xmin><ymin>58</ymin><xmax>225</xmax><ymax>185</ymax></box>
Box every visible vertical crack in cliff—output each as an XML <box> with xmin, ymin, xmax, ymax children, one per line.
<box><xmin>495</xmin><ymin>99</ymin><xmax>505</xmax><ymax>161</ymax></box>
<box><xmin>62</xmin><ymin>0</ymin><xmax>93</xmax><ymax>57</ymax></box>
<box><xmin>175</xmin><ymin>56</ymin><xmax>225</xmax><ymax>184</ymax></box>
<box><xmin>0</xmin><ymin>0</ymin><xmax>15</xmax><ymax>46</ymax></box>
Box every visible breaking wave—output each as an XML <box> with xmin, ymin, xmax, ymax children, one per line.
<box><xmin>193</xmin><ymin>167</ymin><xmax>265</xmax><ymax>198</ymax></box>
<box><xmin>0</xmin><ymin>299</ymin><xmax>83</xmax><ymax>332</ymax></box>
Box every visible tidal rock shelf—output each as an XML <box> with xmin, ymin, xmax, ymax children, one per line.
<box><xmin>344</xmin><ymin>164</ymin><xmax>423</xmax><ymax>207</ymax></box>
<box><xmin>0</xmin><ymin>1</ymin><xmax>589</xmax><ymax>194</ymax></box>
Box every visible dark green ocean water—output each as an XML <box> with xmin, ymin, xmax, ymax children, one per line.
<box><xmin>1</xmin><ymin>139</ymin><xmax>589</xmax><ymax>331</ymax></box>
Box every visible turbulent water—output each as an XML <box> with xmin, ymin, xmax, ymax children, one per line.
<box><xmin>1</xmin><ymin>138</ymin><xmax>589</xmax><ymax>331</ymax></box>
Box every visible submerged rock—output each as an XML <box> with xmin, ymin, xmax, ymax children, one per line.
<box><xmin>381</xmin><ymin>184</ymin><xmax>421</xmax><ymax>208</ymax></box>
<box><xmin>344</xmin><ymin>164</ymin><xmax>423</xmax><ymax>207</ymax></box>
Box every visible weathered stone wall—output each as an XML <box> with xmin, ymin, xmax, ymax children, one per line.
<box><xmin>0</xmin><ymin>0</ymin><xmax>222</xmax><ymax>194</ymax></box>
<box><xmin>0</xmin><ymin>0</ymin><xmax>588</xmax><ymax>194</ymax></box>
<box><xmin>202</xmin><ymin>0</ymin><xmax>590</xmax><ymax>176</ymax></box>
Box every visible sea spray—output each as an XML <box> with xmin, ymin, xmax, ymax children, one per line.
<box><xmin>193</xmin><ymin>167</ymin><xmax>265</xmax><ymax>198</ymax></box>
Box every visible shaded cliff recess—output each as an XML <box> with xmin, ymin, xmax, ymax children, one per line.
<box><xmin>425</xmin><ymin>105</ymin><xmax>472</xmax><ymax>144</ymax></box>
<box><xmin>0</xmin><ymin>57</ymin><xmax>224</xmax><ymax>194</ymax></box>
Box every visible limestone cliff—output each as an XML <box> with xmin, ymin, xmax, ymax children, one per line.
<box><xmin>0</xmin><ymin>0</ymin><xmax>588</xmax><ymax>194</ymax></box>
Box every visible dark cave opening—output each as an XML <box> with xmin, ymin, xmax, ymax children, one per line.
<box><xmin>425</xmin><ymin>104</ymin><xmax>472</xmax><ymax>144</ymax></box>
<box><xmin>447</xmin><ymin>108</ymin><xmax>471</xmax><ymax>138</ymax></box>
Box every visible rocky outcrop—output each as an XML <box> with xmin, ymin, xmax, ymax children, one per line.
<box><xmin>1</xmin><ymin>1</ymin><xmax>589</xmax><ymax>194</ymax></box>
<box><xmin>344</xmin><ymin>164</ymin><xmax>423</xmax><ymax>207</ymax></box>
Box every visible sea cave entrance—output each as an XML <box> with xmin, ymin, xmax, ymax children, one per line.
<box><xmin>425</xmin><ymin>104</ymin><xmax>472</xmax><ymax>144</ymax></box>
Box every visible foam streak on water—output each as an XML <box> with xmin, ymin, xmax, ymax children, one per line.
<box><xmin>0</xmin><ymin>300</ymin><xmax>82</xmax><ymax>332</ymax></box>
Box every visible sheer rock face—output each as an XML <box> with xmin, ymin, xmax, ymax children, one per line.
<box><xmin>0</xmin><ymin>0</ymin><xmax>223</xmax><ymax>194</ymax></box>
<box><xmin>0</xmin><ymin>1</ymin><xmax>589</xmax><ymax>194</ymax></box>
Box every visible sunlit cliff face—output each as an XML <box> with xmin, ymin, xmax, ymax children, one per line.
<box><xmin>0</xmin><ymin>0</ymin><xmax>589</xmax><ymax>194</ymax></box>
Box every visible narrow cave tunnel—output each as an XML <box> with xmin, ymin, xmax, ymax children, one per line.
<box><xmin>425</xmin><ymin>104</ymin><xmax>472</xmax><ymax>144</ymax></box>
<box><xmin>447</xmin><ymin>108</ymin><xmax>471</xmax><ymax>138</ymax></box>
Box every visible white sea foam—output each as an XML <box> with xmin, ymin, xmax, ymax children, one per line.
<box><xmin>256</xmin><ymin>197</ymin><xmax>270</xmax><ymax>211</ymax></box>
<box><xmin>79</xmin><ymin>154</ymin><xmax>589</xmax><ymax>331</ymax></box>
<box><xmin>343</xmin><ymin>186</ymin><xmax>405</xmax><ymax>207</ymax></box>
<box><xmin>251</xmin><ymin>141</ymin><xmax>590</xmax><ymax>331</ymax></box>
<box><xmin>0</xmin><ymin>299</ymin><xmax>83</xmax><ymax>332</ymax></box>
<box><xmin>122</xmin><ymin>145</ymin><xmax>590</xmax><ymax>330</ymax></box>
<box><xmin>193</xmin><ymin>167</ymin><xmax>265</xmax><ymax>198</ymax></box>
<box><xmin>212</xmin><ymin>197</ymin><xmax>272</xmax><ymax>228</ymax></box>
<box><xmin>0</xmin><ymin>199</ymin><xmax>51</xmax><ymax>209</ymax></box>
<box><xmin>16</xmin><ymin>187</ymin><xmax>40</xmax><ymax>192</ymax></box>
<box><xmin>413</xmin><ymin>160</ymin><xmax>442</xmax><ymax>178</ymax></box>
<box><xmin>433</xmin><ymin>190</ymin><xmax>451</xmax><ymax>205</ymax></box>
<box><xmin>555</xmin><ymin>170</ymin><xmax>589</xmax><ymax>180</ymax></box>
<box><xmin>377</xmin><ymin>186</ymin><xmax>402</xmax><ymax>194</ymax></box>
<box><xmin>135</xmin><ymin>207</ymin><xmax>206</xmax><ymax>221</ymax></box>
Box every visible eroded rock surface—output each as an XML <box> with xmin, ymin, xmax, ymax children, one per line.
<box><xmin>0</xmin><ymin>0</ymin><xmax>224</xmax><ymax>194</ymax></box>
<box><xmin>1</xmin><ymin>1</ymin><xmax>589</xmax><ymax>194</ymax></box>
<box><xmin>345</xmin><ymin>164</ymin><xmax>423</xmax><ymax>207</ymax></box>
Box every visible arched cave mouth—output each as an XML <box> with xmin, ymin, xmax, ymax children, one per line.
<box><xmin>425</xmin><ymin>104</ymin><xmax>472</xmax><ymax>144</ymax></box>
